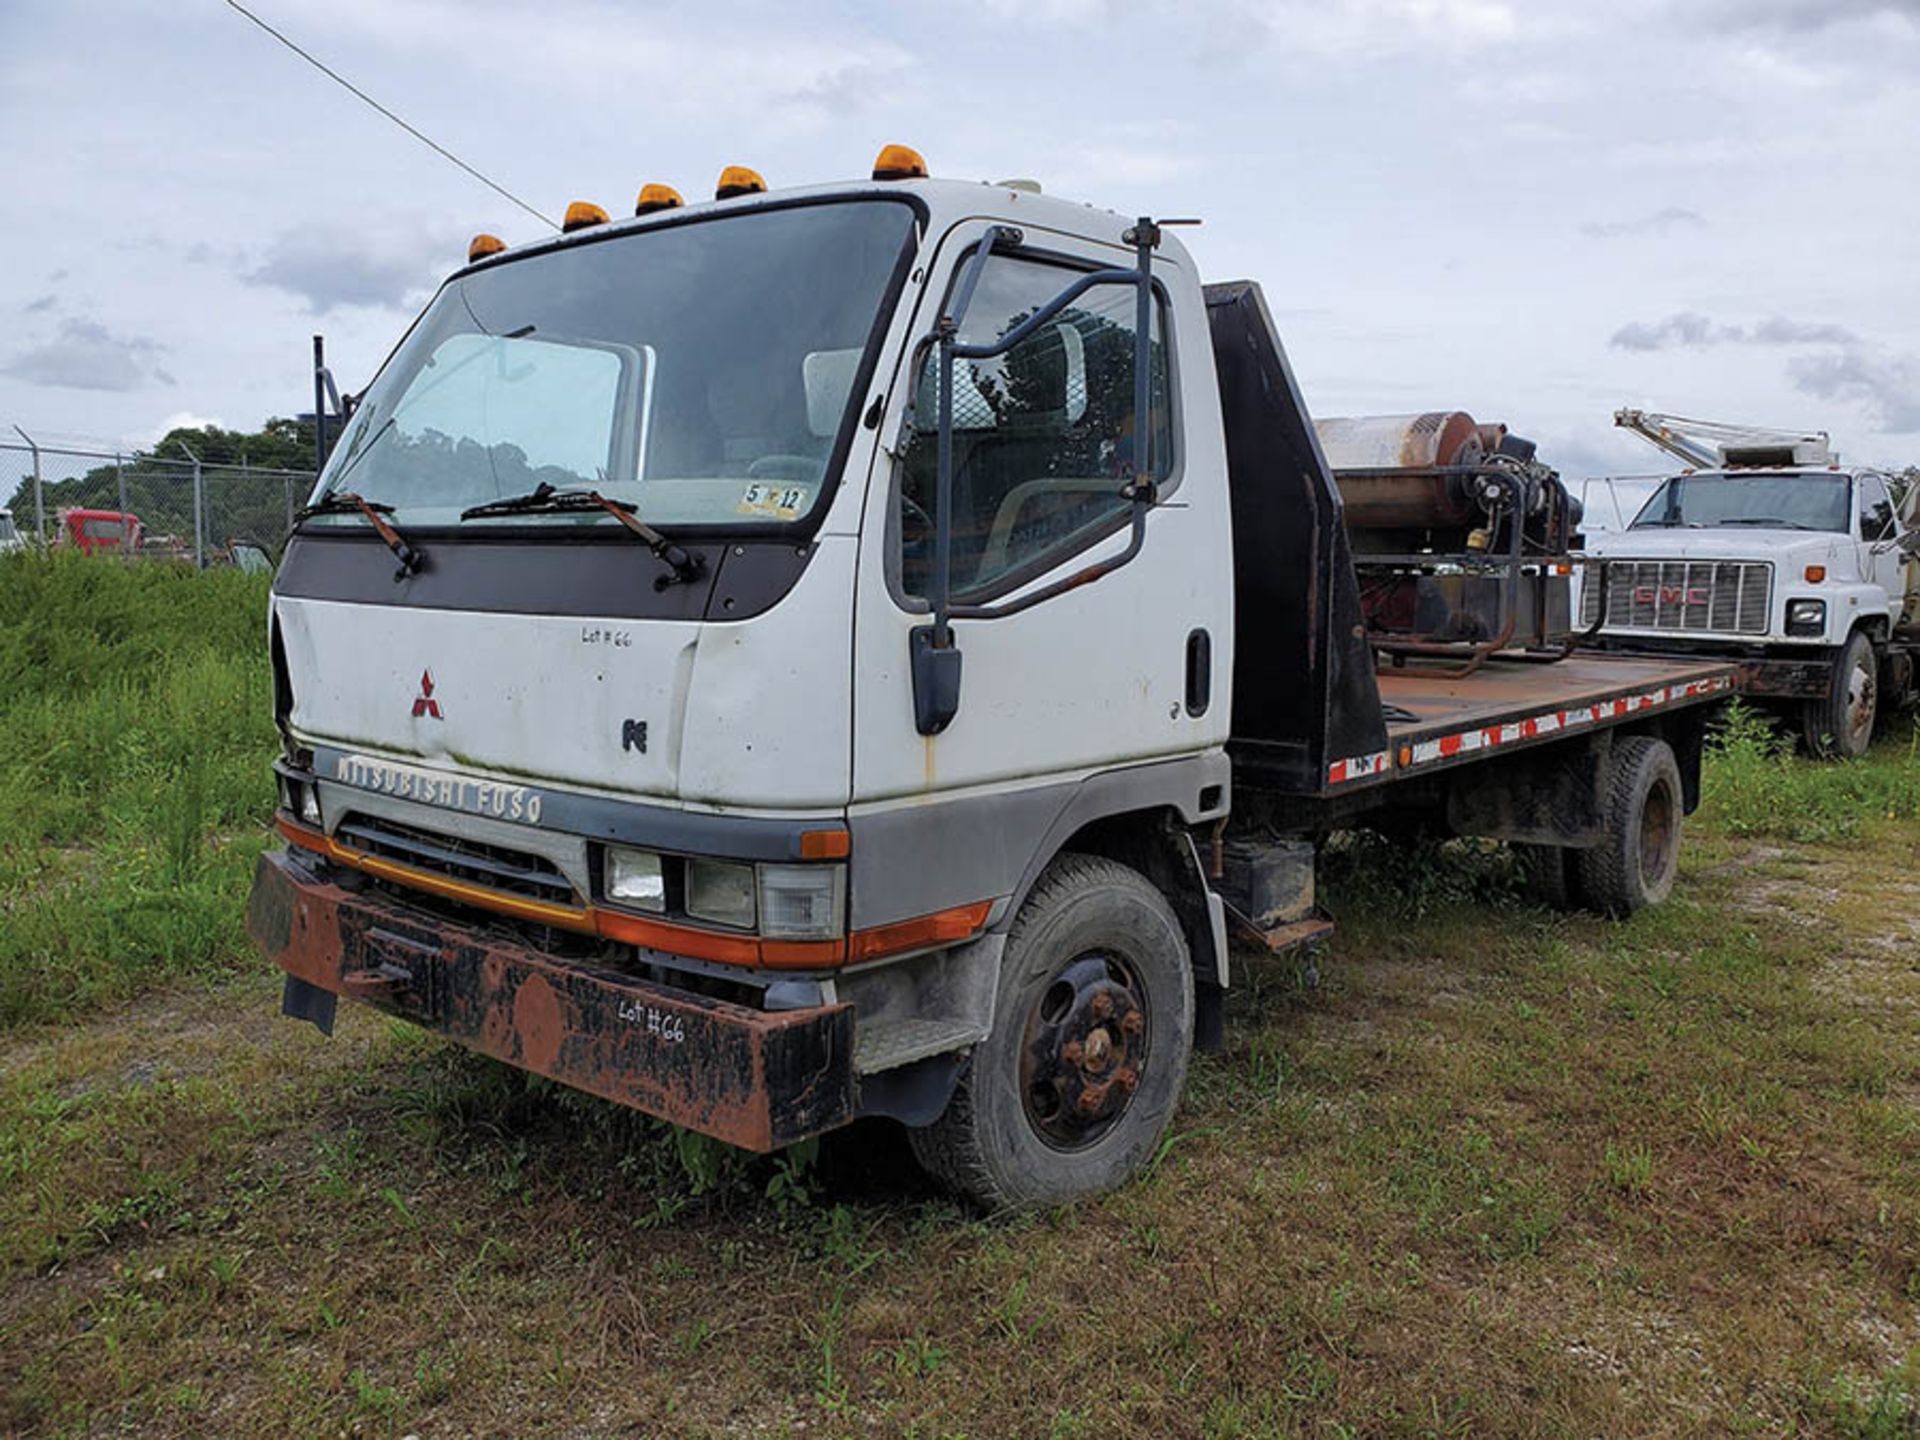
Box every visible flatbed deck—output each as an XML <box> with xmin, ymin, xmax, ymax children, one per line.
<box><xmin>1323</xmin><ymin>655</ymin><xmax>1734</xmax><ymax>790</ymax></box>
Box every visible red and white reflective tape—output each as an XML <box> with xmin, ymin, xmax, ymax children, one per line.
<box><xmin>1325</xmin><ymin>749</ymin><xmax>1391</xmax><ymax>785</ymax></box>
<box><xmin>1323</xmin><ymin>673</ymin><xmax>1732</xmax><ymax>787</ymax></box>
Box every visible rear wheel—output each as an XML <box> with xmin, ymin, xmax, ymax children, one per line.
<box><xmin>1575</xmin><ymin>736</ymin><xmax>1682</xmax><ymax>918</ymax></box>
<box><xmin>908</xmin><ymin>853</ymin><xmax>1193</xmax><ymax>1210</ymax></box>
<box><xmin>1802</xmin><ymin>630</ymin><xmax>1877</xmax><ymax>759</ymax></box>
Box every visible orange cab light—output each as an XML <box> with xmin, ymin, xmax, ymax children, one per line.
<box><xmin>848</xmin><ymin>900</ymin><xmax>992</xmax><ymax>963</ymax></box>
<box><xmin>562</xmin><ymin>201</ymin><xmax>610</xmax><ymax>233</ymax></box>
<box><xmin>871</xmin><ymin>143</ymin><xmax>928</xmax><ymax>181</ymax></box>
<box><xmin>634</xmin><ymin>182</ymin><xmax>684</xmax><ymax>216</ymax></box>
<box><xmin>715</xmin><ymin>165</ymin><xmax>767</xmax><ymax>200</ymax></box>
<box><xmin>798</xmin><ymin>828</ymin><xmax>851</xmax><ymax>860</ymax></box>
<box><xmin>468</xmin><ymin>232</ymin><xmax>506</xmax><ymax>262</ymax></box>
<box><xmin>1805</xmin><ymin>564</ymin><xmax>1827</xmax><ymax>583</ymax></box>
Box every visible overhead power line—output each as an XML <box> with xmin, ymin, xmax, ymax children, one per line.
<box><xmin>222</xmin><ymin>0</ymin><xmax>559</xmax><ymax>231</ymax></box>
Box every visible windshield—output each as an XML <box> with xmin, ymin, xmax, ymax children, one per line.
<box><xmin>0</xmin><ymin>515</ymin><xmax>15</xmax><ymax>542</ymax></box>
<box><xmin>1629</xmin><ymin>472</ymin><xmax>1850</xmax><ymax>532</ymax></box>
<box><xmin>312</xmin><ymin>199</ymin><xmax>918</xmax><ymax>530</ymax></box>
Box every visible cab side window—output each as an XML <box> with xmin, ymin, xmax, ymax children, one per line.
<box><xmin>1860</xmin><ymin>476</ymin><xmax>1895</xmax><ymax>541</ymax></box>
<box><xmin>898</xmin><ymin>253</ymin><xmax>1172</xmax><ymax>603</ymax></box>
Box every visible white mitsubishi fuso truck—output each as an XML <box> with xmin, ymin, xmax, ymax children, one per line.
<box><xmin>249</xmin><ymin>150</ymin><xmax>1735</xmax><ymax>1206</ymax></box>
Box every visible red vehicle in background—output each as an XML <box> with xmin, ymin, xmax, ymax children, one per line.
<box><xmin>60</xmin><ymin>508</ymin><xmax>144</xmax><ymax>556</ymax></box>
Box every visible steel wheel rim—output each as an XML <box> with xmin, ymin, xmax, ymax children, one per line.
<box><xmin>1845</xmin><ymin>653</ymin><xmax>1876</xmax><ymax>749</ymax></box>
<box><xmin>1018</xmin><ymin>951</ymin><xmax>1151</xmax><ymax>1151</ymax></box>
<box><xmin>1638</xmin><ymin>775</ymin><xmax>1677</xmax><ymax>888</ymax></box>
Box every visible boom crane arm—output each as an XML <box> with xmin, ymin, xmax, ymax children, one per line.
<box><xmin>1613</xmin><ymin>408</ymin><xmax>1832</xmax><ymax>468</ymax></box>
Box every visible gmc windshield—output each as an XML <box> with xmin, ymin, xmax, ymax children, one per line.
<box><xmin>1630</xmin><ymin>472</ymin><xmax>1849</xmax><ymax>532</ymax></box>
<box><xmin>308</xmin><ymin>200</ymin><xmax>918</xmax><ymax>532</ymax></box>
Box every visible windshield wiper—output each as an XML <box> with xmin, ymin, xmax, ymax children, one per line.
<box><xmin>294</xmin><ymin>490</ymin><xmax>424</xmax><ymax>579</ymax></box>
<box><xmin>460</xmin><ymin>483</ymin><xmax>705</xmax><ymax>586</ymax></box>
<box><xmin>1717</xmin><ymin>517</ymin><xmax>1820</xmax><ymax>530</ymax></box>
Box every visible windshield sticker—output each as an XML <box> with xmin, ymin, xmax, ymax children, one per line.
<box><xmin>736</xmin><ymin>483</ymin><xmax>809</xmax><ymax>521</ymax></box>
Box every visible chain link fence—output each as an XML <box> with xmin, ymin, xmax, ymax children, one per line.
<box><xmin>1</xmin><ymin>440</ymin><xmax>317</xmax><ymax>565</ymax></box>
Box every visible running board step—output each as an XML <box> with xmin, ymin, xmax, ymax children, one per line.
<box><xmin>854</xmin><ymin>1017</ymin><xmax>983</xmax><ymax>1075</ymax></box>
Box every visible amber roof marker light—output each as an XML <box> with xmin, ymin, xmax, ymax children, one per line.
<box><xmin>467</xmin><ymin>233</ymin><xmax>506</xmax><ymax>263</ymax></box>
<box><xmin>871</xmin><ymin>143</ymin><xmax>928</xmax><ymax>181</ymax></box>
<box><xmin>715</xmin><ymin>165</ymin><xmax>767</xmax><ymax>200</ymax></box>
<box><xmin>562</xmin><ymin>201</ymin><xmax>610</xmax><ymax>233</ymax></box>
<box><xmin>634</xmin><ymin>183</ymin><xmax>684</xmax><ymax>216</ymax></box>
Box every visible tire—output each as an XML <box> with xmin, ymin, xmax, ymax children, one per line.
<box><xmin>908</xmin><ymin>853</ymin><xmax>1193</xmax><ymax>1210</ymax></box>
<box><xmin>1514</xmin><ymin>842</ymin><xmax>1577</xmax><ymax>911</ymax></box>
<box><xmin>1802</xmin><ymin>630</ymin><xmax>1877</xmax><ymax>760</ymax></box>
<box><xmin>1575</xmin><ymin>736</ymin><xmax>1683</xmax><ymax>918</ymax></box>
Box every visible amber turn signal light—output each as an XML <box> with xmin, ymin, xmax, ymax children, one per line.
<box><xmin>871</xmin><ymin>143</ymin><xmax>928</xmax><ymax>181</ymax></box>
<box><xmin>562</xmin><ymin>201</ymin><xmax>610</xmax><ymax>233</ymax></box>
<box><xmin>1805</xmin><ymin>564</ymin><xmax>1827</xmax><ymax>583</ymax></box>
<box><xmin>634</xmin><ymin>182</ymin><xmax>684</xmax><ymax>216</ymax></box>
<box><xmin>715</xmin><ymin>165</ymin><xmax>766</xmax><ymax>200</ymax></box>
<box><xmin>467</xmin><ymin>233</ymin><xmax>506</xmax><ymax>263</ymax></box>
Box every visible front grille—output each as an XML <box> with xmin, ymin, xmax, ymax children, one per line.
<box><xmin>1582</xmin><ymin>560</ymin><xmax>1772</xmax><ymax>635</ymax></box>
<box><xmin>333</xmin><ymin>814</ymin><xmax>577</xmax><ymax>905</ymax></box>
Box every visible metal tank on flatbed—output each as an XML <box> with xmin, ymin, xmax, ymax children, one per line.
<box><xmin>1313</xmin><ymin>410</ymin><xmax>1585</xmax><ymax>665</ymax></box>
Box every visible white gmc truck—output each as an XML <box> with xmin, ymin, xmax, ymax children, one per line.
<box><xmin>250</xmin><ymin>151</ymin><xmax>1733</xmax><ymax>1206</ymax></box>
<box><xmin>1583</xmin><ymin>413</ymin><xmax>1918</xmax><ymax>758</ymax></box>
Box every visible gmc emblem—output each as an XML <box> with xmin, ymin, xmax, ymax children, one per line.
<box><xmin>1633</xmin><ymin>584</ymin><xmax>1708</xmax><ymax>606</ymax></box>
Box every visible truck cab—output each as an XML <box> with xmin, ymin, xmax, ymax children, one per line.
<box><xmin>1582</xmin><ymin>455</ymin><xmax>1915</xmax><ymax>756</ymax></box>
<box><xmin>0</xmin><ymin>508</ymin><xmax>22</xmax><ymax>554</ymax></box>
<box><xmin>252</xmin><ymin>152</ymin><xmax>1733</xmax><ymax>1206</ymax></box>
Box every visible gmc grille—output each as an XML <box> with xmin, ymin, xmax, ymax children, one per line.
<box><xmin>333</xmin><ymin>814</ymin><xmax>578</xmax><ymax>906</ymax></box>
<box><xmin>1582</xmin><ymin>560</ymin><xmax>1772</xmax><ymax>636</ymax></box>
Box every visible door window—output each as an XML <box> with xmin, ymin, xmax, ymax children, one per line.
<box><xmin>897</xmin><ymin>253</ymin><xmax>1172</xmax><ymax>602</ymax></box>
<box><xmin>1859</xmin><ymin>475</ymin><xmax>1895</xmax><ymax>541</ymax></box>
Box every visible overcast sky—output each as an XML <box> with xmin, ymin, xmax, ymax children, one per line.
<box><xmin>1</xmin><ymin>0</ymin><xmax>1915</xmax><ymax>480</ymax></box>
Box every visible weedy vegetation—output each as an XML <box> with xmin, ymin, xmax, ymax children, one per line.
<box><xmin>3</xmin><ymin>554</ymin><xmax>1920</xmax><ymax>1435</ymax></box>
<box><xmin>0</xmin><ymin>554</ymin><xmax>277</xmax><ymax>1027</ymax></box>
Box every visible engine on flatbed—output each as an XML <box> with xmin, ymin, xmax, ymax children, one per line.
<box><xmin>1314</xmin><ymin>410</ymin><xmax>1584</xmax><ymax>662</ymax></box>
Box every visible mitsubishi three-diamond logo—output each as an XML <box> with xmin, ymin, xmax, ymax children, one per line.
<box><xmin>411</xmin><ymin>670</ymin><xmax>442</xmax><ymax>720</ymax></box>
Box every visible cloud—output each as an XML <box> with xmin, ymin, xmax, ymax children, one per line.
<box><xmin>244</xmin><ymin>223</ymin><xmax>459</xmax><ymax>314</ymax></box>
<box><xmin>1580</xmin><ymin>206</ymin><xmax>1706</xmax><ymax>239</ymax></box>
<box><xmin>21</xmin><ymin>295</ymin><xmax>56</xmax><ymax>314</ymax></box>
<box><xmin>1610</xmin><ymin>313</ymin><xmax>1858</xmax><ymax>351</ymax></box>
<box><xmin>1789</xmin><ymin>349</ymin><xmax>1920</xmax><ymax>431</ymax></box>
<box><xmin>0</xmin><ymin>318</ymin><xmax>175</xmax><ymax>393</ymax></box>
<box><xmin>1712</xmin><ymin>0</ymin><xmax>1920</xmax><ymax>31</ymax></box>
<box><xmin>316</xmin><ymin>0</ymin><xmax>914</xmax><ymax>119</ymax></box>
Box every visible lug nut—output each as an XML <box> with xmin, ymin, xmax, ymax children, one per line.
<box><xmin>1090</xmin><ymin>993</ymin><xmax>1113</xmax><ymax>1020</ymax></box>
<box><xmin>1120</xmin><ymin>1011</ymin><xmax>1144</xmax><ymax>1035</ymax></box>
<box><xmin>1062</xmin><ymin>1040</ymin><xmax>1083</xmax><ymax>1064</ymax></box>
<box><xmin>1115</xmin><ymin>1067</ymin><xmax>1138</xmax><ymax>1094</ymax></box>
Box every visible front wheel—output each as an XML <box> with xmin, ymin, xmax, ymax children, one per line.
<box><xmin>908</xmin><ymin>853</ymin><xmax>1193</xmax><ymax>1209</ymax></box>
<box><xmin>1802</xmin><ymin>630</ymin><xmax>1877</xmax><ymax>760</ymax></box>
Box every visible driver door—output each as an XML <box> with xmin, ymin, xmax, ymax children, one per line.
<box><xmin>849</xmin><ymin>222</ymin><xmax>1228</xmax><ymax>805</ymax></box>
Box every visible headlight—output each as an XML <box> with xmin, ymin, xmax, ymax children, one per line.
<box><xmin>757</xmin><ymin>864</ymin><xmax>845</xmax><ymax>940</ymax></box>
<box><xmin>1785</xmin><ymin>598</ymin><xmax>1826</xmax><ymax>636</ymax></box>
<box><xmin>604</xmin><ymin>846</ymin><xmax>665</xmax><ymax>912</ymax></box>
<box><xmin>686</xmin><ymin>858</ymin><xmax>756</xmax><ymax>929</ymax></box>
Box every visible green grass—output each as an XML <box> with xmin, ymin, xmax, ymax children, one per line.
<box><xmin>1702</xmin><ymin>699</ymin><xmax>1920</xmax><ymax>843</ymax></box>
<box><xmin>0</xmin><ymin>552</ymin><xmax>276</xmax><ymax>1026</ymax></box>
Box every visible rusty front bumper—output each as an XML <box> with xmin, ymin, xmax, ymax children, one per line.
<box><xmin>247</xmin><ymin>849</ymin><xmax>856</xmax><ymax>1151</ymax></box>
